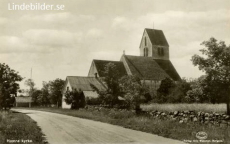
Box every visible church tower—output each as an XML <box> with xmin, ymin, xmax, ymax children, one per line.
<box><xmin>139</xmin><ymin>28</ymin><xmax>169</xmax><ymax>60</ymax></box>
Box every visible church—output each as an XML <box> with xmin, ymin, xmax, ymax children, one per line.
<box><xmin>62</xmin><ymin>28</ymin><xmax>181</xmax><ymax>109</ymax></box>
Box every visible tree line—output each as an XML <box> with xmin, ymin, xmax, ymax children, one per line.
<box><xmin>22</xmin><ymin>78</ymin><xmax>65</xmax><ymax>107</ymax></box>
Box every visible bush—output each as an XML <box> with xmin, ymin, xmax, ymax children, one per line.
<box><xmin>64</xmin><ymin>89</ymin><xmax>85</xmax><ymax>109</ymax></box>
<box><xmin>154</xmin><ymin>78</ymin><xmax>192</xmax><ymax>103</ymax></box>
<box><xmin>85</xmin><ymin>97</ymin><xmax>101</xmax><ymax>105</ymax></box>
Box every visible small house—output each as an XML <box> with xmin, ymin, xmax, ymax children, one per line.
<box><xmin>62</xmin><ymin>76</ymin><xmax>106</xmax><ymax>109</ymax></box>
<box><xmin>15</xmin><ymin>96</ymin><xmax>32</xmax><ymax>107</ymax></box>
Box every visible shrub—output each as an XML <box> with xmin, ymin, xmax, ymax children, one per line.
<box><xmin>85</xmin><ymin>97</ymin><xmax>101</xmax><ymax>105</ymax></box>
<box><xmin>64</xmin><ymin>89</ymin><xmax>85</xmax><ymax>109</ymax></box>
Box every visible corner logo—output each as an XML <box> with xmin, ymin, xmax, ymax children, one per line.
<box><xmin>196</xmin><ymin>131</ymin><xmax>208</xmax><ymax>140</ymax></box>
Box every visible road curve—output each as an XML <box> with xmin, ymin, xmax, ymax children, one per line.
<box><xmin>13</xmin><ymin>109</ymin><xmax>185</xmax><ymax>144</ymax></box>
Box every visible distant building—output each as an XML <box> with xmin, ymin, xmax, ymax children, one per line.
<box><xmin>62</xmin><ymin>28</ymin><xmax>181</xmax><ymax>108</ymax></box>
<box><xmin>15</xmin><ymin>96</ymin><xmax>32</xmax><ymax>107</ymax></box>
<box><xmin>62</xmin><ymin>76</ymin><xmax>106</xmax><ymax>109</ymax></box>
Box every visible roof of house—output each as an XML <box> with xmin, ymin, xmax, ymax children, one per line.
<box><xmin>66</xmin><ymin>76</ymin><xmax>106</xmax><ymax>91</ymax></box>
<box><xmin>93</xmin><ymin>60</ymin><xmax>127</xmax><ymax>77</ymax></box>
<box><xmin>121</xmin><ymin>55</ymin><xmax>170</xmax><ymax>80</ymax></box>
<box><xmin>15</xmin><ymin>96</ymin><xmax>32</xmax><ymax>103</ymax></box>
<box><xmin>144</xmin><ymin>28</ymin><xmax>169</xmax><ymax>47</ymax></box>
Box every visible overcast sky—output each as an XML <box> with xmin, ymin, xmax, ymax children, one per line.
<box><xmin>0</xmin><ymin>0</ymin><xmax>230</xmax><ymax>89</ymax></box>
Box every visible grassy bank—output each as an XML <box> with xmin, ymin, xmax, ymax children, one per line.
<box><xmin>18</xmin><ymin>106</ymin><xmax>230</xmax><ymax>144</ymax></box>
<box><xmin>141</xmin><ymin>103</ymin><xmax>227</xmax><ymax>113</ymax></box>
<box><xmin>0</xmin><ymin>110</ymin><xmax>45</xmax><ymax>144</ymax></box>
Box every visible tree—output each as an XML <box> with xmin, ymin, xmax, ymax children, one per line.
<box><xmin>186</xmin><ymin>76</ymin><xmax>207</xmax><ymax>103</ymax></box>
<box><xmin>155</xmin><ymin>77</ymin><xmax>175</xmax><ymax>103</ymax></box>
<box><xmin>48</xmin><ymin>78</ymin><xmax>65</xmax><ymax>107</ymax></box>
<box><xmin>64</xmin><ymin>88</ymin><xmax>85</xmax><ymax>109</ymax></box>
<box><xmin>31</xmin><ymin>89</ymin><xmax>42</xmax><ymax>106</ymax></box>
<box><xmin>167</xmin><ymin>78</ymin><xmax>192</xmax><ymax>103</ymax></box>
<box><xmin>37</xmin><ymin>82</ymin><xmax>50</xmax><ymax>106</ymax></box>
<box><xmin>24</xmin><ymin>79</ymin><xmax>35</xmax><ymax>96</ymax></box>
<box><xmin>119</xmin><ymin>75</ymin><xmax>149</xmax><ymax>112</ymax></box>
<box><xmin>0</xmin><ymin>63</ymin><xmax>23</xmax><ymax>109</ymax></box>
<box><xmin>191</xmin><ymin>38</ymin><xmax>230</xmax><ymax>114</ymax></box>
<box><xmin>91</xmin><ymin>62</ymin><xmax>122</xmax><ymax>107</ymax></box>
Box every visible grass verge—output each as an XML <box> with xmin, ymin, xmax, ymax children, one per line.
<box><xmin>0</xmin><ymin>110</ymin><xmax>45</xmax><ymax>144</ymax></box>
<box><xmin>141</xmin><ymin>103</ymin><xmax>227</xmax><ymax>113</ymax></box>
<box><xmin>16</xmin><ymin>107</ymin><xmax>230</xmax><ymax>144</ymax></box>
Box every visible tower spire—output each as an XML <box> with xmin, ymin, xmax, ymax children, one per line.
<box><xmin>123</xmin><ymin>50</ymin><xmax>125</xmax><ymax>55</ymax></box>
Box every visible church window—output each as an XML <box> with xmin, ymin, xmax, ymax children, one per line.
<box><xmin>161</xmin><ymin>48</ymin><xmax>164</xmax><ymax>56</ymax></box>
<box><xmin>157</xmin><ymin>47</ymin><xmax>164</xmax><ymax>56</ymax></box>
<box><xmin>145</xmin><ymin>37</ymin><xmax>147</xmax><ymax>46</ymax></box>
<box><xmin>158</xmin><ymin>47</ymin><xmax>160</xmax><ymax>55</ymax></box>
<box><xmin>146</xmin><ymin>48</ymin><xmax>148</xmax><ymax>56</ymax></box>
<box><xmin>144</xmin><ymin>47</ymin><xmax>148</xmax><ymax>57</ymax></box>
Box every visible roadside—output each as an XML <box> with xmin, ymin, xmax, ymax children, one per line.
<box><xmin>13</xmin><ymin>107</ymin><xmax>230</xmax><ymax>143</ymax></box>
<box><xmin>13</xmin><ymin>109</ymin><xmax>185</xmax><ymax>144</ymax></box>
<box><xmin>0</xmin><ymin>110</ymin><xmax>45</xmax><ymax>144</ymax></box>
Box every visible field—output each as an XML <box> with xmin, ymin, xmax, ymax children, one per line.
<box><xmin>0</xmin><ymin>110</ymin><xmax>45</xmax><ymax>144</ymax></box>
<box><xmin>141</xmin><ymin>103</ymin><xmax>227</xmax><ymax>113</ymax></box>
<box><xmin>18</xmin><ymin>105</ymin><xmax>230</xmax><ymax>144</ymax></box>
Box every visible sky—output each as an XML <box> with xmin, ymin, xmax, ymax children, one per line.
<box><xmin>0</xmin><ymin>0</ymin><xmax>230</xmax><ymax>89</ymax></box>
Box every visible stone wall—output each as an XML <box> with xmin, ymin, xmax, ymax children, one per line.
<box><xmin>147</xmin><ymin>110</ymin><xmax>230</xmax><ymax>127</ymax></box>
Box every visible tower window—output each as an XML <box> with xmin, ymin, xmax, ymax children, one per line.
<box><xmin>144</xmin><ymin>47</ymin><xmax>148</xmax><ymax>57</ymax></box>
<box><xmin>161</xmin><ymin>48</ymin><xmax>164</xmax><ymax>56</ymax></box>
<box><xmin>158</xmin><ymin>47</ymin><xmax>164</xmax><ymax>56</ymax></box>
<box><xmin>144</xmin><ymin>48</ymin><xmax>146</xmax><ymax>56</ymax></box>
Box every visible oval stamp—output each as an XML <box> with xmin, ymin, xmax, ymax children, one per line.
<box><xmin>196</xmin><ymin>131</ymin><xmax>208</xmax><ymax>140</ymax></box>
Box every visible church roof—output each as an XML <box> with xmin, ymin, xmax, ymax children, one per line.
<box><xmin>145</xmin><ymin>28</ymin><xmax>169</xmax><ymax>47</ymax></box>
<box><xmin>121</xmin><ymin>55</ymin><xmax>170</xmax><ymax>81</ymax></box>
<box><xmin>66</xmin><ymin>76</ymin><xmax>106</xmax><ymax>91</ymax></box>
<box><xmin>93</xmin><ymin>60</ymin><xmax>127</xmax><ymax>77</ymax></box>
<box><xmin>154</xmin><ymin>59</ymin><xmax>181</xmax><ymax>81</ymax></box>
<box><xmin>121</xmin><ymin>55</ymin><xmax>181</xmax><ymax>81</ymax></box>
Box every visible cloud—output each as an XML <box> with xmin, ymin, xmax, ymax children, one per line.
<box><xmin>23</xmin><ymin>29</ymin><xmax>81</xmax><ymax>47</ymax></box>
<box><xmin>0</xmin><ymin>29</ymin><xmax>83</xmax><ymax>54</ymax></box>
<box><xmin>20</xmin><ymin>12</ymin><xmax>95</xmax><ymax>26</ymax></box>
<box><xmin>111</xmin><ymin>16</ymin><xmax>139</xmax><ymax>32</ymax></box>
<box><xmin>0</xmin><ymin>17</ymin><xmax>8</xmax><ymax>25</ymax></box>
<box><xmin>86</xmin><ymin>28</ymin><xmax>103</xmax><ymax>38</ymax></box>
<box><xmin>0</xmin><ymin>36</ymin><xmax>27</xmax><ymax>53</ymax></box>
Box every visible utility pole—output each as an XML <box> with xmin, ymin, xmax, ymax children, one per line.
<box><xmin>30</xmin><ymin>68</ymin><xmax>32</xmax><ymax>79</ymax></box>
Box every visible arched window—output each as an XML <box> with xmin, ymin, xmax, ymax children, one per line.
<box><xmin>145</xmin><ymin>37</ymin><xmax>147</xmax><ymax>46</ymax></box>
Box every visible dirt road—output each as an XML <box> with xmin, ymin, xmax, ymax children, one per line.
<box><xmin>13</xmin><ymin>109</ymin><xmax>185</xmax><ymax>144</ymax></box>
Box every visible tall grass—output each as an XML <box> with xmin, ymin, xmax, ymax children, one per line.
<box><xmin>141</xmin><ymin>103</ymin><xmax>226</xmax><ymax>113</ymax></box>
<box><xmin>0</xmin><ymin>110</ymin><xmax>44</xmax><ymax>144</ymax></box>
